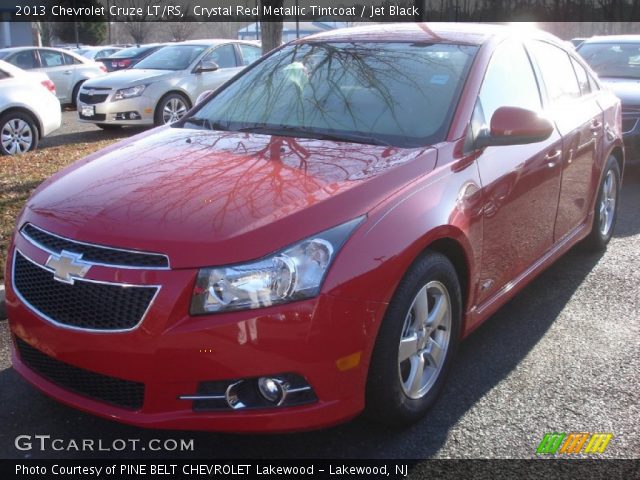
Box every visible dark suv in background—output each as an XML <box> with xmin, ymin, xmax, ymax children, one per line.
<box><xmin>578</xmin><ymin>36</ymin><xmax>640</xmax><ymax>162</ymax></box>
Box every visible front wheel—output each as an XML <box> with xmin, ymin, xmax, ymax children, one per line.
<box><xmin>0</xmin><ymin>112</ymin><xmax>38</xmax><ymax>155</ymax></box>
<box><xmin>154</xmin><ymin>93</ymin><xmax>190</xmax><ymax>126</ymax></box>
<box><xmin>583</xmin><ymin>155</ymin><xmax>621</xmax><ymax>251</ymax></box>
<box><xmin>365</xmin><ymin>251</ymin><xmax>462</xmax><ymax>426</ymax></box>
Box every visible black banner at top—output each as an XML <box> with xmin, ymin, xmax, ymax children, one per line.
<box><xmin>5</xmin><ymin>0</ymin><xmax>640</xmax><ymax>22</ymax></box>
<box><xmin>7</xmin><ymin>0</ymin><xmax>423</xmax><ymax>22</ymax></box>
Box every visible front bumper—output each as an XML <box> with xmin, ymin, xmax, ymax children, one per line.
<box><xmin>5</xmin><ymin>231</ymin><xmax>385</xmax><ymax>432</ymax></box>
<box><xmin>77</xmin><ymin>90</ymin><xmax>156</xmax><ymax>126</ymax></box>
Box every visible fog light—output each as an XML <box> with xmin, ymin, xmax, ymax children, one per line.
<box><xmin>114</xmin><ymin>111</ymin><xmax>141</xmax><ymax>121</ymax></box>
<box><xmin>258</xmin><ymin>377</ymin><xmax>286</xmax><ymax>405</ymax></box>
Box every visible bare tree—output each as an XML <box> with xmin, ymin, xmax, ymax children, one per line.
<box><xmin>260</xmin><ymin>0</ymin><xmax>284</xmax><ymax>54</ymax></box>
<box><xmin>167</xmin><ymin>21</ymin><xmax>198</xmax><ymax>42</ymax></box>
<box><xmin>35</xmin><ymin>22</ymin><xmax>56</xmax><ymax>46</ymax></box>
<box><xmin>117</xmin><ymin>0</ymin><xmax>162</xmax><ymax>44</ymax></box>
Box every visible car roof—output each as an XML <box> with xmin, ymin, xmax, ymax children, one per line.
<box><xmin>172</xmin><ymin>39</ymin><xmax>260</xmax><ymax>46</ymax></box>
<box><xmin>301</xmin><ymin>23</ymin><xmax>562</xmax><ymax>47</ymax></box>
<box><xmin>580</xmin><ymin>35</ymin><xmax>640</xmax><ymax>44</ymax></box>
<box><xmin>0</xmin><ymin>45</ymin><xmax>89</xmax><ymax>59</ymax></box>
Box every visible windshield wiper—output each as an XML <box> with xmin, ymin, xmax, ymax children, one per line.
<box><xmin>182</xmin><ymin>118</ymin><xmax>232</xmax><ymax>131</ymax></box>
<box><xmin>235</xmin><ymin>125</ymin><xmax>394</xmax><ymax>147</ymax></box>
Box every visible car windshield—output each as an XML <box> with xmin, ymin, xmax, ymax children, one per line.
<box><xmin>182</xmin><ymin>42</ymin><xmax>477</xmax><ymax>148</ymax></box>
<box><xmin>578</xmin><ymin>42</ymin><xmax>640</xmax><ymax>79</ymax></box>
<box><xmin>134</xmin><ymin>45</ymin><xmax>207</xmax><ymax>70</ymax></box>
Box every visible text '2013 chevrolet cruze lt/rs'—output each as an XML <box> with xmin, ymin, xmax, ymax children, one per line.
<box><xmin>5</xmin><ymin>24</ymin><xmax>623</xmax><ymax>432</ymax></box>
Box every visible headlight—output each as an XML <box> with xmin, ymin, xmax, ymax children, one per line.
<box><xmin>190</xmin><ymin>217</ymin><xmax>364</xmax><ymax>315</ymax></box>
<box><xmin>113</xmin><ymin>84</ymin><xmax>146</xmax><ymax>101</ymax></box>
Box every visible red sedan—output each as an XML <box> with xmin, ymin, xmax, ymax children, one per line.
<box><xmin>5</xmin><ymin>24</ymin><xmax>624</xmax><ymax>432</ymax></box>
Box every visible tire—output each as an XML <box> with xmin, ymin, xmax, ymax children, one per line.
<box><xmin>583</xmin><ymin>155</ymin><xmax>621</xmax><ymax>251</ymax></box>
<box><xmin>96</xmin><ymin>123</ymin><xmax>122</xmax><ymax>131</ymax></box>
<box><xmin>154</xmin><ymin>93</ymin><xmax>190</xmax><ymax>126</ymax></box>
<box><xmin>365</xmin><ymin>251</ymin><xmax>462</xmax><ymax>426</ymax></box>
<box><xmin>71</xmin><ymin>81</ymin><xmax>84</xmax><ymax>107</ymax></box>
<box><xmin>0</xmin><ymin>111</ymin><xmax>39</xmax><ymax>155</ymax></box>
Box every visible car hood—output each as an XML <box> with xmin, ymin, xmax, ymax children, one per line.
<box><xmin>600</xmin><ymin>77</ymin><xmax>640</xmax><ymax>106</ymax></box>
<box><xmin>82</xmin><ymin>69</ymin><xmax>176</xmax><ymax>88</ymax></box>
<box><xmin>23</xmin><ymin>127</ymin><xmax>437</xmax><ymax>268</ymax></box>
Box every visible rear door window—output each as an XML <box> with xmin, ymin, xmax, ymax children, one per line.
<box><xmin>528</xmin><ymin>42</ymin><xmax>581</xmax><ymax>104</ymax></box>
<box><xmin>39</xmin><ymin>49</ymin><xmax>65</xmax><ymax>68</ymax></box>
<box><xmin>63</xmin><ymin>53</ymin><xmax>82</xmax><ymax>65</ymax></box>
<box><xmin>570</xmin><ymin>57</ymin><xmax>591</xmax><ymax>96</ymax></box>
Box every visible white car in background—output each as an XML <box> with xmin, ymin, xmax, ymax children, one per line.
<box><xmin>75</xmin><ymin>46</ymin><xmax>123</xmax><ymax>61</ymax></box>
<box><xmin>0</xmin><ymin>46</ymin><xmax>107</xmax><ymax>105</ymax></box>
<box><xmin>0</xmin><ymin>60</ymin><xmax>61</xmax><ymax>155</ymax></box>
<box><xmin>77</xmin><ymin>40</ymin><xmax>262</xmax><ymax>128</ymax></box>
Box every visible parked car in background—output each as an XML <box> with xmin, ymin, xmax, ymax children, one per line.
<box><xmin>77</xmin><ymin>39</ymin><xmax>262</xmax><ymax>128</ymax></box>
<box><xmin>5</xmin><ymin>24</ymin><xmax>624</xmax><ymax>432</ymax></box>
<box><xmin>578</xmin><ymin>36</ymin><xmax>640</xmax><ymax>162</ymax></box>
<box><xmin>98</xmin><ymin>44</ymin><xmax>166</xmax><ymax>72</ymax></box>
<box><xmin>0</xmin><ymin>60</ymin><xmax>61</xmax><ymax>155</ymax></box>
<box><xmin>0</xmin><ymin>47</ymin><xmax>106</xmax><ymax>106</ymax></box>
<box><xmin>76</xmin><ymin>46</ymin><xmax>123</xmax><ymax>61</ymax></box>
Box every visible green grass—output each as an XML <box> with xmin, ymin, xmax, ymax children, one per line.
<box><xmin>0</xmin><ymin>139</ymin><xmax>119</xmax><ymax>283</ymax></box>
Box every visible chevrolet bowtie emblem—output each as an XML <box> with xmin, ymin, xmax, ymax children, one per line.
<box><xmin>45</xmin><ymin>250</ymin><xmax>91</xmax><ymax>284</ymax></box>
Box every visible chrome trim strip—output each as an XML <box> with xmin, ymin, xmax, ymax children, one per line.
<box><xmin>178</xmin><ymin>394</ymin><xmax>226</xmax><ymax>401</ymax></box>
<box><xmin>21</xmin><ymin>223</ymin><xmax>171</xmax><ymax>270</ymax></box>
<box><xmin>286</xmin><ymin>386</ymin><xmax>312</xmax><ymax>394</ymax></box>
<box><xmin>178</xmin><ymin>386</ymin><xmax>312</xmax><ymax>401</ymax></box>
<box><xmin>12</xmin><ymin>249</ymin><xmax>161</xmax><ymax>334</ymax></box>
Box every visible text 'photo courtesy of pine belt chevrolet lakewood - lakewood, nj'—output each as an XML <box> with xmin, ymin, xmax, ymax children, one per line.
<box><xmin>5</xmin><ymin>23</ymin><xmax>625</xmax><ymax>432</ymax></box>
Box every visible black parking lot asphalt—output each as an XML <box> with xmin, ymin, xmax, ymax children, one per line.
<box><xmin>39</xmin><ymin>109</ymin><xmax>145</xmax><ymax>148</ymax></box>
<box><xmin>0</xmin><ymin>116</ymin><xmax>638</xmax><ymax>459</ymax></box>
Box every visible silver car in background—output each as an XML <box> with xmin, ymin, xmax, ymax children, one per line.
<box><xmin>0</xmin><ymin>47</ymin><xmax>107</xmax><ymax>105</ymax></box>
<box><xmin>75</xmin><ymin>46</ymin><xmax>124</xmax><ymax>61</ymax></box>
<box><xmin>77</xmin><ymin>40</ymin><xmax>262</xmax><ymax>129</ymax></box>
<box><xmin>0</xmin><ymin>60</ymin><xmax>61</xmax><ymax>155</ymax></box>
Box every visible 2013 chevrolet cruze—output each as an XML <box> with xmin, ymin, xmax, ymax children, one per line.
<box><xmin>5</xmin><ymin>24</ymin><xmax>624</xmax><ymax>432</ymax></box>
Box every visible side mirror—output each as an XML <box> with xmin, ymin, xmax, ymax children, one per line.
<box><xmin>195</xmin><ymin>61</ymin><xmax>219</xmax><ymax>74</ymax></box>
<box><xmin>195</xmin><ymin>90</ymin><xmax>214</xmax><ymax>105</ymax></box>
<box><xmin>475</xmin><ymin>106</ymin><xmax>554</xmax><ymax>148</ymax></box>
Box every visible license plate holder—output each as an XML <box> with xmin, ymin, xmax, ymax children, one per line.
<box><xmin>81</xmin><ymin>105</ymin><xmax>95</xmax><ymax>117</ymax></box>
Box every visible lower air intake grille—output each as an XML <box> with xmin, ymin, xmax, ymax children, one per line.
<box><xmin>15</xmin><ymin>337</ymin><xmax>144</xmax><ymax>410</ymax></box>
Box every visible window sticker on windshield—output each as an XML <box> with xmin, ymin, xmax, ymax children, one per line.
<box><xmin>430</xmin><ymin>74</ymin><xmax>449</xmax><ymax>85</ymax></box>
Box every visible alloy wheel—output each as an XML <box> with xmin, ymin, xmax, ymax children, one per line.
<box><xmin>599</xmin><ymin>169</ymin><xmax>617</xmax><ymax>237</ymax></box>
<box><xmin>162</xmin><ymin>97</ymin><xmax>188</xmax><ymax>124</ymax></box>
<box><xmin>398</xmin><ymin>281</ymin><xmax>452</xmax><ymax>399</ymax></box>
<box><xmin>1</xmin><ymin>118</ymin><xmax>33</xmax><ymax>154</ymax></box>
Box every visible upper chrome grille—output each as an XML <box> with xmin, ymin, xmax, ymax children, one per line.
<box><xmin>21</xmin><ymin>224</ymin><xmax>169</xmax><ymax>269</ymax></box>
<box><xmin>13</xmin><ymin>250</ymin><xmax>159</xmax><ymax>332</ymax></box>
<box><xmin>79</xmin><ymin>92</ymin><xmax>108</xmax><ymax>104</ymax></box>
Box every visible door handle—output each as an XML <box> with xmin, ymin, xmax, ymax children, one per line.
<box><xmin>544</xmin><ymin>149</ymin><xmax>562</xmax><ymax>168</ymax></box>
<box><xmin>590</xmin><ymin>121</ymin><xmax>602</xmax><ymax>133</ymax></box>
<box><xmin>63</xmin><ymin>70</ymin><xmax>72</xmax><ymax>75</ymax></box>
